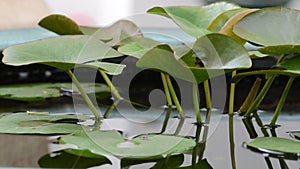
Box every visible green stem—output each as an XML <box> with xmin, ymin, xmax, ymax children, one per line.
<box><xmin>244</xmin><ymin>75</ymin><xmax>276</xmax><ymax>117</ymax></box>
<box><xmin>193</xmin><ymin>83</ymin><xmax>202</xmax><ymax>124</ymax></box>
<box><xmin>192</xmin><ymin>124</ymin><xmax>202</xmax><ymax>165</ymax></box>
<box><xmin>229</xmin><ymin>71</ymin><xmax>237</xmax><ymax>115</ymax></box>
<box><xmin>165</xmin><ymin>74</ymin><xmax>185</xmax><ymax>119</ymax></box>
<box><xmin>99</xmin><ymin>70</ymin><xmax>122</xmax><ymax>100</ymax></box>
<box><xmin>239</xmin><ymin>78</ymin><xmax>262</xmax><ymax>115</ymax></box>
<box><xmin>270</xmin><ymin>76</ymin><xmax>295</xmax><ymax>126</ymax></box>
<box><xmin>203</xmin><ymin>80</ymin><xmax>212</xmax><ymax>110</ymax></box>
<box><xmin>66</xmin><ymin>70</ymin><xmax>101</xmax><ymax>121</ymax></box>
<box><xmin>103</xmin><ymin>99</ymin><xmax>120</xmax><ymax>118</ymax></box>
<box><xmin>229</xmin><ymin>114</ymin><xmax>236</xmax><ymax>169</ymax></box>
<box><xmin>161</xmin><ymin>73</ymin><xmax>173</xmax><ymax>107</ymax></box>
<box><xmin>253</xmin><ymin>111</ymin><xmax>269</xmax><ymax>137</ymax></box>
<box><xmin>160</xmin><ymin>107</ymin><xmax>172</xmax><ymax>133</ymax></box>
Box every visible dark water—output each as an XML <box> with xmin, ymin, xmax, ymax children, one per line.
<box><xmin>0</xmin><ymin>101</ymin><xmax>299</xmax><ymax>169</ymax></box>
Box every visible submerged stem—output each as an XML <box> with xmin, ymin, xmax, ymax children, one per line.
<box><xmin>193</xmin><ymin>83</ymin><xmax>202</xmax><ymax>124</ymax></box>
<box><xmin>165</xmin><ymin>74</ymin><xmax>185</xmax><ymax>119</ymax></box>
<box><xmin>99</xmin><ymin>70</ymin><xmax>122</xmax><ymax>100</ymax></box>
<box><xmin>229</xmin><ymin>114</ymin><xmax>236</xmax><ymax>169</ymax></box>
<box><xmin>103</xmin><ymin>98</ymin><xmax>120</xmax><ymax>118</ymax></box>
<box><xmin>270</xmin><ymin>76</ymin><xmax>295</xmax><ymax>126</ymax></box>
<box><xmin>244</xmin><ymin>75</ymin><xmax>276</xmax><ymax>117</ymax></box>
<box><xmin>66</xmin><ymin>70</ymin><xmax>102</xmax><ymax>121</ymax></box>
<box><xmin>229</xmin><ymin>71</ymin><xmax>237</xmax><ymax>115</ymax></box>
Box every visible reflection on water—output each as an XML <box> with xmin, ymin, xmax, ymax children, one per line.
<box><xmin>0</xmin><ymin>104</ymin><xmax>299</xmax><ymax>168</ymax></box>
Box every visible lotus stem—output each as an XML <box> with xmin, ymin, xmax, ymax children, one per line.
<box><xmin>203</xmin><ymin>80</ymin><xmax>212</xmax><ymax>110</ymax></box>
<box><xmin>66</xmin><ymin>70</ymin><xmax>102</xmax><ymax>121</ymax></box>
<box><xmin>229</xmin><ymin>71</ymin><xmax>237</xmax><ymax>115</ymax></box>
<box><xmin>161</xmin><ymin>73</ymin><xmax>173</xmax><ymax>107</ymax></box>
<box><xmin>270</xmin><ymin>76</ymin><xmax>295</xmax><ymax>126</ymax></box>
<box><xmin>160</xmin><ymin>107</ymin><xmax>172</xmax><ymax>133</ymax></box>
<box><xmin>239</xmin><ymin>78</ymin><xmax>262</xmax><ymax>115</ymax></box>
<box><xmin>193</xmin><ymin>83</ymin><xmax>202</xmax><ymax>124</ymax></box>
<box><xmin>229</xmin><ymin>114</ymin><xmax>237</xmax><ymax>169</ymax></box>
<box><xmin>99</xmin><ymin>69</ymin><xmax>122</xmax><ymax>100</ymax></box>
<box><xmin>103</xmin><ymin>98</ymin><xmax>120</xmax><ymax>118</ymax></box>
<box><xmin>244</xmin><ymin>75</ymin><xmax>276</xmax><ymax>117</ymax></box>
<box><xmin>165</xmin><ymin>74</ymin><xmax>185</xmax><ymax>119</ymax></box>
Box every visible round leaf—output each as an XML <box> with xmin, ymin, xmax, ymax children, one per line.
<box><xmin>246</xmin><ymin>137</ymin><xmax>300</xmax><ymax>157</ymax></box>
<box><xmin>2</xmin><ymin>35</ymin><xmax>123</xmax><ymax>73</ymax></box>
<box><xmin>0</xmin><ymin>113</ymin><xmax>90</xmax><ymax>134</ymax></box>
<box><xmin>147</xmin><ymin>2</ymin><xmax>240</xmax><ymax>37</ymax></box>
<box><xmin>234</xmin><ymin>7</ymin><xmax>300</xmax><ymax>46</ymax></box>
<box><xmin>38</xmin><ymin>14</ymin><xmax>83</xmax><ymax>35</ymax></box>
<box><xmin>0</xmin><ymin>83</ymin><xmax>110</xmax><ymax>101</ymax></box>
<box><xmin>60</xmin><ymin>130</ymin><xmax>196</xmax><ymax>158</ymax></box>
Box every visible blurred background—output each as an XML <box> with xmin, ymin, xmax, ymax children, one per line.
<box><xmin>1</xmin><ymin>0</ymin><xmax>300</xmax><ymax>30</ymax></box>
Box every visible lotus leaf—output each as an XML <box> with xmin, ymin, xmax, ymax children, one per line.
<box><xmin>0</xmin><ymin>83</ymin><xmax>110</xmax><ymax>101</ymax></box>
<box><xmin>0</xmin><ymin>113</ymin><xmax>90</xmax><ymax>134</ymax></box>
<box><xmin>246</xmin><ymin>137</ymin><xmax>300</xmax><ymax>155</ymax></box>
<box><xmin>60</xmin><ymin>130</ymin><xmax>196</xmax><ymax>158</ymax></box>
<box><xmin>2</xmin><ymin>35</ymin><xmax>125</xmax><ymax>74</ymax></box>
<box><xmin>147</xmin><ymin>2</ymin><xmax>240</xmax><ymax>37</ymax></box>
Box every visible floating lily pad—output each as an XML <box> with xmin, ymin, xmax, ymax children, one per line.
<box><xmin>0</xmin><ymin>83</ymin><xmax>110</xmax><ymax>101</ymax></box>
<box><xmin>136</xmin><ymin>33</ymin><xmax>251</xmax><ymax>83</ymax></box>
<box><xmin>147</xmin><ymin>2</ymin><xmax>240</xmax><ymax>37</ymax></box>
<box><xmin>0</xmin><ymin>113</ymin><xmax>90</xmax><ymax>134</ymax></box>
<box><xmin>2</xmin><ymin>35</ymin><xmax>125</xmax><ymax>74</ymax></box>
<box><xmin>38</xmin><ymin>149</ymin><xmax>111</xmax><ymax>168</ymax></box>
<box><xmin>60</xmin><ymin>130</ymin><xmax>196</xmax><ymax>158</ymax></box>
<box><xmin>246</xmin><ymin>137</ymin><xmax>300</xmax><ymax>159</ymax></box>
<box><xmin>234</xmin><ymin>7</ymin><xmax>300</xmax><ymax>54</ymax></box>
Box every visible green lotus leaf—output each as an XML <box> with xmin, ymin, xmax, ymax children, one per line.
<box><xmin>248</xmin><ymin>51</ymin><xmax>269</xmax><ymax>59</ymax></box>
<box><xmin>0</xmin><ymin>83</ymin><xmax>110</xmax><ymax>101</ymax></box>
<box><xmin>234</xmin><ymin>7</ymin><xmax>300</xmax><ymax>46</ymax></box>
<box><xmin>118</xmin><ymin>37</ymin><xmax>160</xmax><ymax>59</ymax></box>
<box><xmin>60</xmin><ymin>130</ymin><xmax>196</xmax><ymax>158</ymax></box>
<box><xmin>2</xmin><ymin>35</ymin><xmax>124</xmax><ymax>74</ymax></box>
<box><xmin>207</xmin><ymin>8</ymin><xmax>247</xmax><ymax>32</ymax></box>
<box><xmin>137</xmin><ymin>33</ymin><xmax>250</xmax><ymax>84</ymax></box>
<box><xmin>39</xmin><ymin>14</ymin><xmax>141</xmax><ymax>46</ymax></box>
<box><xmin>259</xmin><ymin>45</ymin><xmax>300</xmax><ymax>55</ymax></box>
<box><xmin>0</xmin><ymin>113</ymin><xmax>90</xmax><ymax>134</ymax></box>
<box><xmin>38</xmin><ymin>149</ymin><xmax>111</xmax><ymax>168</ymax></box>
<box><xmin>81</xmin><ymin>20</ymin><xmax>142</xmax><ymax>46</ymax></box>
<box><xmin>246</xmin><ymin>137</ymin><xmax>300</xmax><ymax>155</ymax></box>
<box><xmin>177</xmin><ymin>158</ymin><xmax>212</xmax><ymax>169</ymax></box>
<box><xmin>147</xmin><ymin>2</ymin><xmax>240</xmax><ymax>37</ymax></box>
<box><xmin>38</xmin><ymin>14</ymin><xmax>83</xmax><ymax>35</ymax></box>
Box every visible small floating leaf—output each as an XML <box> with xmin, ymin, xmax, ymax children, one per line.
<box><xmin>60</xmin><ymin>130</ymin><xmax>196</xmax><ymax>158</ymax></box>
<box><xmin>38</xmin><ymin>149</ymin><xmax>111</xmax><ymax>168</ymax></box>
<box><xmin>0</xmin><ymin>113</ymin><xmax>90</xmax><ymax>134</ymax></box>
<box><xmin>246</xmin><ymin>137</ymin><xmax>300</xmax><ymax>156</ymax></box>
<box><xmin>0</xmin><ymin>83</ymin><xmax>110</xmax><ymax>101</ymax></box>
<box><xmin>147</xmin><ymin>2</ymin><xmax>240</xmax><ymax>37</ymax></box>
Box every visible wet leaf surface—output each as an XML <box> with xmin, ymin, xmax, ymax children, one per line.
<box><xmin>60</xmin><ymin>130</ymin><xmax>196</xmax><ymax>158</ymax></box>
<box><xmin>0</xmin><ymin>113</ymin><xmax>90</xmax><ymax>134</ymax></box>
<box><xmin>0</xmin><ymin>83</ymin><xmax>110</xmax><ymax>101</ymax></box>
<box><xmin>246</xmin><ymin>137</ymin><xmax>300</xmax><ymax>157</ymax></box>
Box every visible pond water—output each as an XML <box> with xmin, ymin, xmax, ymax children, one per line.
<box><xmin>0</xmin><ymin>100</ymin><xmax>299</xmax><ymax>169</ymax></box>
